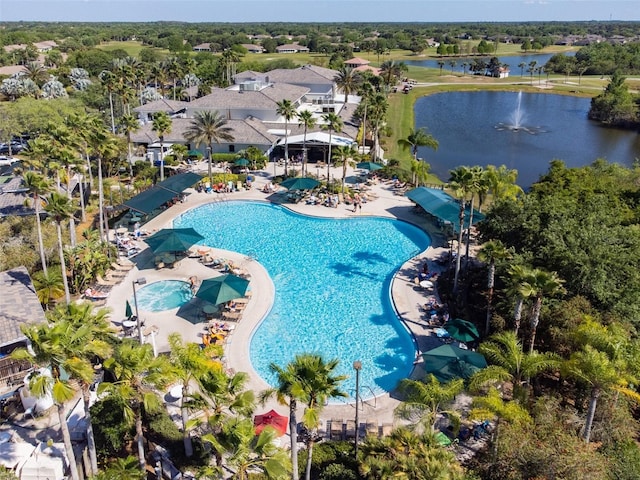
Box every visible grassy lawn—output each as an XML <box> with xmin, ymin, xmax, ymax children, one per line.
<box><xmin>97</xmin><ymin>40</ymin><xmax>169</xmax><ymax>57</ymax></box>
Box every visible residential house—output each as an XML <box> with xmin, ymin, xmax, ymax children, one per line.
<box><xmin>193</xmin><ymin>43</ymin><xmax>212</xmax><ymax>52</ymax></box>
<box><xmin>275</xmin><ymin>44</ymin><xmax>310</xmax><ymax>54</ymax></box>
<box><xmin>241</xmin><ymin>44</ymin><xmax>264</xmax><ymax>54</ymax></box>
<box><xmin>344</xmin><ymin>57</ymin><xmax>370</xmax><ymax>68</ymax></box>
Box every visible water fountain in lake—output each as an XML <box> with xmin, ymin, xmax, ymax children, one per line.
<box><xmin>495</xmin><ymin>91</ymin><xmax>546</xmax><ymax>135</ymax></box>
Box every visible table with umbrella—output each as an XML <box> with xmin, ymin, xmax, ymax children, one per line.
<box><xmin>356</xmin><ymin>161</ymin><xmax>383</xmax><ymax>172</ymax></box>
<box><xmin>443</xmin><ymin>318</ymin><xmax>480</xmax><ymax>344</ymax></box>
<box><xmin>421</xmin><ymin>344</ymin><xmax>487</xmax><ymax>383</ymax></box>
<box><xmin>254</xmin><ymin>409</ymin><xmax>288</xmax><ymax>437</ymax></box>
<box><xmin>195</xmin><ymin>274</ymin><xmax>250</xmax><ymax>319</ymax></box>
<box><xmin>145</xmin><ymin>228</ymin><xmax>204</xmax><ymax>267</ymax></box>
<box><xmin>280</xmin><ymin>177</ymin><xmax>321</xmax><ymax>203</ymax></box>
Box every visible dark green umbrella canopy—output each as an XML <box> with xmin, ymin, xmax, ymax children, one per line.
<box><xmin>444</xmin><ymin>318</ymin><xmax>480</xmax><ymax>343</ymax></box>
<box><xmin>356</xmin><ymin>161</ymin><xmax>383</xmax><ymax>171</ymax></box>
<box><xmin>188</xmin><ymin>150</ymin><xmax>202</xmax><ymax>157</ymax></box>
<box><xmin>234</xmin><ymin>158</ymin><xmax>250</xmax><ymax>166</ymax></box>
<box><xmin>125</xmin><ymin>300</ymin><xmax>133</xmax><ymax>319</ymax></box>
<box><xmin>280</xmin><ymin>177</ymin><xmax>320</xmax><ymax>191</ymax></box>
<box><xmin>422</xmin><ymin>344</ymin><xmax>487</xmax><ymax>382</ymax></box>
<box><xmin>195</xmin><ymin>274</ymin><xmax>250</xmax><ymax>306</ymax></box>
<box><xmin>145</xmin><ymin>228</ymin><xmax>204</xmax><ymax>254</ymax></box>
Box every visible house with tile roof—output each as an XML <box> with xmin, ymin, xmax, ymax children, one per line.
<box><xmin>275</xmin><ymin>44</ymin><xmax>310</xmax><ymax>54</ymax></box>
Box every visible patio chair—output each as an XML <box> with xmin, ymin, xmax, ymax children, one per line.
<box><xmin>329</xmin><ymin>419</ymin><xmax>344</xmax><ymax>441</ymax></box>
<box><xmin>381</xmin><ymin>423</ymin><xmax>393</xmax><ymax>437</ymax></box>
<box><xmin>96</xmin><ymin>274</ymin><xmax>118</xmax><ymax>287</ymax></box>
<box><xmin>365</xmin><ymin>422</ymin><xmax>380</xmax><ymax>438</ymax></box>
<box><xmin>111</xmin><ymin>262</ymin><xmax>133</xmax><ymax>272</ymax></box>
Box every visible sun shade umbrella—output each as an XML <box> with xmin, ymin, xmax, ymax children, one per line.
<box><xmin>422</xmin><ymin>344</ymin><xmax>487</xmax><ymax>383</ymax></box>
<box><xmin>234</xmin><ymin>158</ymin><xmax>250</xmax><ymax>166</ymax></box>
<box><xmin>280</xmin><ymin>177</ymin><xmax>320</xmax><ymax>191</ymax></box>
<box><xmin>356</xmin><ymin>161</ymin><xmax>383</xmax><ymax>171</ymax></box>
<box><xmin>254</xmin><ymin>409</ymin><xmax>288</xmax><ymax>437</ymax></box>
<box><xmin>444</xmin><ymin>318</ymin><xmax>480</xmax><ymax>343</ymax></box>
<box><xmin>195</xmin><ymin>274</ymin><xmax>250</xmax><ymax>306</ymax></box>
<box><xmin>145</xmin><ymin>228</ymin><xmax>204</xmax><ymax>254</ymax></box>
<box><xmin>125</xmin><ymin>300</ymin><xmax>133</xmax><ymax>319</ymax></box>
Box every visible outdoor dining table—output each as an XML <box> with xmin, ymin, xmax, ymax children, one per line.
<box><xmin>122</xmin><ymin>319</ymin><xmax>137</xmax><ymax>329</ymax></box>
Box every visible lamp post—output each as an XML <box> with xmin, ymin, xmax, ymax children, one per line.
<box><xmin>132</xmin><ymin>277</ymin><xmax>147</xmax><ymax>344</ymax></box>
<box><xmin>353</xmin><ymin>360</ymin><xmax>362</xmax><ymax>457</ymax></box>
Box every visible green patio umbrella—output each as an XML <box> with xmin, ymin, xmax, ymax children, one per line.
<box><xmin>195</xmin><ymin>274</ymin><xmax>250</xmax><ymax>306</ymax></box>
<box><xmin>125</xmin><ymin>300</ymin><xmax>133</xmax><ymax>319</ymax></box>
<box><xmin>422</xmin><ymin>344</ymin><xmax>487</xmax><ymax>383</ymax></box>
<box><xmin>234</xmin><ymin>158</ymin><xmax>250</xmax><ymax>166</ymax></box>
<box><xmin>145</xmin><ymin>228</ymin><xmax>204</xmax><ymax>254</ymax></box>
<box><xmin>444</xmin><ymin>318</ymin><xmax>480</xmax><ymax>343</ymax></box>
<box><xmin>280</xmin><ymin>177</ymin><xmax>320</xmax><ymax>191</ymax></box>
<box><xmin>187</xmin><ymin>150</ymin><xmax>202</xmax><ymax>157</ymax></box>
<box><xmin>356</xmin><ymin>161</ymin><xmax>383</xmax><ymax>171</ymax></box>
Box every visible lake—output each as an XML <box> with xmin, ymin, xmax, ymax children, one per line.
<box><xmin>405</xmin><ymin>52</ymin><xmax>575</xmax><ymax>73</ymax></box>
<box><xmin>414</xmin><ymin>91</ymin><xmax>640</xmax><ymax>188</ymax></box>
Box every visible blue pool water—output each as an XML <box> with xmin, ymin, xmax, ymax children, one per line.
<box><xmin>135</xmin><ymin>280</ymin><xmax>193</xmax><ymax>312</ymax></box>
<box><xmin>174</xmin><ymin>201</ymin><xmax>431</xmax><ymax>401</ymax></box>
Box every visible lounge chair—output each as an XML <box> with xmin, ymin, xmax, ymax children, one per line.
<box><xmin>345</xmin><ymin>420</ymin><xmax>356</xmax><ymax>440</ymax></box>
<box><xmin>381</xmin><ymin>423</ymin><xmax>393</xmax><ymax>437</ymax></box>
<box><xmin>365</xmin><ymin>422</ymin><xmax>380</xmax><ymax>438</ymax></box>
<box><xmin>96</xmin><ymin>274</ymin><xmax>118</xmax><ymax>286</ymax></box>
<box><xmin>111</xmin><ymin>262</ymin><xmax>133</xmax><ymax>271</ymax></box>
<box><xmin>222</xmin><ymin>311</ymin><xmax>242</xmax><ymax>322</ymax></box>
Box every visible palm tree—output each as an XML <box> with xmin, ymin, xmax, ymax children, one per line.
<box><xmin>470</xmin><ymin>387</ymin><xmax>532</xmax><ymax>458</ymax></box>
<box><xmin>47</xmin><ymin>303</ymin><xmax>113</xmax><ymax>476</ymax></box>
<box><xmin>297</xmin><ymin>355</ymin><xmax>347</xmax><ymax>480</ymax></box>
<box><xmin>152</xmin><ymin>112</ymin><xmax>172</xmax><ymax>181</ymax></box>
<box><xmin>277</xmin><ymin>99</ymin><xmax>297</xmax><ymax>178</ymax></box>
<box><xmin>484</xmin><ymin>164</ymin><xmax>523</xmax><ymax>202</ymax></box>
<box><xmin>297</xmin><ymin>110</ymin><xmax>316</xmax><ymax>177</ymax></box>
<box><xmin>119</xmin><ymin>114</ymin><xmax>140</xmax><ymax>178</ymax></box>
<box><xmin>214</xmin><ymin>417</ymin><xmax>291</xmax><ymax>480</ymax></box>
<box><xmin>321</xmin><ymin>112</ymin><xmax>344</xmax><ymax>185</ymax></box>
<box><xmin>23</xmin><ymin>171</ymin><xmax>51</xmax><ymax>275</ymax></box>
<box><xmin>99</xmin><ymin>70</ymin><xmax>118</xmax><ymax>133</ymax></box>
<box><xmin>379</xmin><ymin>60</ymin><xmax>406</xmax><ymax>90</ymax></box>
<box><xmin>507</xmin><ymin>264</ymin><xmax>534</xmax><ymax>336</ymax></box>
<box><xmin>469</xmin><ymin>331</ymin><xmax>559</xmax><ymax>402</ymax></box>
<box><xmin>395</xmin><ymin>375</ymin><xmax>464</xmax><ymax>433</ymax></box>
<box><xmin>367</xmin><ymin>93</ymin><xmax>388</xmax><ymax>163</ymax></box>
<box><xmin>463</xmin><ymin>165</ymin><xmax>485</xmax><ymax>263</ymax></box>
<box><xmin>32</xmin><ymin>269</ymin><xmax>64</xmax><ymax>307</ymax></box>
<box><xmin>93</xmin><ymin>456</ymin><xmax>145</xmax><ymax>480</ymax></box>
<box><xmin>448</xmin><ymin>166</ymin><xmax>474</xmax><ymax>293</ymax></box>
<box><xmin>334</xmin><ymin>66</ymin><xmax>361</xmax><ymax>104</ymax></box>
<box><xmin>184</xmin><ymin>110</ymin><xmax>235</xmax><ymax>182</ymax></box>
<box><xmin>263</xmin><ymin>358</ymin><xmax>309</xmax><ymax>480</ymax></box>
<box><xmin>99</xmin><ymin>342</ymin><xmax>173</xmax><ymax>471</ymax></box>
<box><xmin>12</xmin><ymin>321</ymin><xmax>91</xmax><ymax>480</ymax></box>
<box><xmin>520</xmin><ymin>268</ymin><xmax>565</xmax><ymax>353</ymax></box>
<box><xmin>168</xmin><ymin>333</ymin><xmax>225</xmax><ymax>458</ymax></box>
<box><xmin>477</xmin><ymin>240</ymin><xmax>511</xmax><ymax>335</ymax></box>
<box><xmin>397</xmin><ymin>128</ymin><xmax>438</xmax><ymax>162</ymax></box>
<box><xmin>334</xmin><ymin>144</ymin><xmax>357</xmax><ymax>194</ymax></box>
<box><xmin>44</xmin><ymin>192</ymin><xmax>74</xmax><ymax>304</ymax></box>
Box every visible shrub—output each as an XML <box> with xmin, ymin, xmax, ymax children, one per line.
<box><xmin>90</xmin><ymin>397</ymin><xmax>133</xmax><ymax>459</ymax></box>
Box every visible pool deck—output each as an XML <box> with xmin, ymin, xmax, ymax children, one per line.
<box><xmin>103</xmin><ymin>163</ymin><xmax>459</xmax><ymax>433</ymax></box>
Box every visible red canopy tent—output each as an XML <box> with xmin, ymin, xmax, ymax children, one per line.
<box><xmin>253</xmin><ymin>409</ymin><xmax>288</xmax><ymax>437</ymax></box>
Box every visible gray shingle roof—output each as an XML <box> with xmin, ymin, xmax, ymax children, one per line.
<box><xmin>264</xmin><ymin>64</ymin><xmax>338</xmax><ymax>84</ymax></box>
<box><xmin>189</xmin><ymin>83</ymin><xmax>309</xmax><ymax>110</ymax></box>
<box><xmin>133</xmin><ymin>98</ymin><xmax>189</xmax><ymax>114</ymax></box>
<box><xmin>0</xmin><ymin>267</ymin><xmax>46</xmax><ymax>348</ymax></box>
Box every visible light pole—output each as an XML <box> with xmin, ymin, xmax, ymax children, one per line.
<box><xmin>132</xmin><ymin>277</ymin><xmax>147</xmax><ymax>344</ymax></box>
<box><xmin>353</xmin><ymin>360</ymin><xmax>362</xmax><ymax>457</ymax></box>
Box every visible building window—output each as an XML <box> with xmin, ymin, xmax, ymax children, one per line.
<box><xmin>228</xmin><ymin>145</ymin><xmax>235</xmax><ymax>153</ymax></box>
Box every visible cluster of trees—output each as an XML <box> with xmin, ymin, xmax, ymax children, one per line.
<box><xmin>589</xmin><ymin>72</ymin><xmax>639</xmax><ymax>127</ymax></box>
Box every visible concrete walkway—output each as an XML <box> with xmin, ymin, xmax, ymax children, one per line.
<box><xmin>102</xmin><ymin>162</ymin><xmax>457</xmax><ymax>433</ymax></box>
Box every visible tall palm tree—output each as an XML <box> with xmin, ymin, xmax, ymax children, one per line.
<box><xmin>397</xmin><ymin>128</ymin><xmax>438</xmax><ymax>162</ymax></box>
<box><xmin>334</xmin><ymin>66</ymin><xmax>361</xmax><ymax>104</ymax></box>
<box><xmin>44</xmin><ymin>191</ymin><xmax>74</xmax><ymax>304</ymax></box>
<box><xmin>23</xmin><ymin>171</ymin><xmax>51</xmax><ymax>275</ymax></box>
<box><xmin>32</xmin><ymin>269</ymin><xmax>64</xmax><ymax>307</ymax></box>
<box><xmin>477</xmin><ymin>240</ymin><xmax>511</xmax><ymax>335</ymax></box>
<box><xmin>263</xmin><ymin>357</ymin><xmax>310</xmax><ymax>480</ymax></box>
<box><xmin>99</xmin><ymin>342</ymin><xmax>173</xmax><ymax>471</ymax></box>
<box><xmin>395</xmin><ymin>375</ymin><xmax>464</xmax><ymax>433</ymax></box>
<box><xmin>334</xmin><ymin>144</ymin><xmax>357</xmax><ymax>194</ymax></box>
<box><xmin>507</xmin><ymin>264</ymin><xmax>534</xmax><ymax>337</ymax></box>
<box><xmin>168</xmin><ymin>333</ymin><xmax>225</xmax><ymax>458</ymax></box>
<box><xmin>379</xmin><ymin>60</ymin><xmax>407</xmax><ymax>90</ymax></box>
<box><xmin>321</xmin><ymin>112</ymin><xmax>343</xmax><ymax>185</ymax></box>
<box><xmin>448</xmin><ymin>166</ymin><xmax>474</xmax><ymax>293</ymax></box>
<box><xmin>297</xmin><ymin>110</ymin><xmax>316</xmax><ymax>177</ymax></box>
<box><xmin>469</xmin><ymin>331</ymin><xmax>559</xmax><ymax>402</ymax></box>
<box><xmin>463</xmin><ymin>165</ymin><xmax>485</xmax><ymax>263</ymax></box>
<box><xmin>119</xmin><ymin>114</ymin><xmax>140</xmax><ymax>178</ymax></box>
<box><xmin>99</xmin><ymin>70</ymin><xmax>118</xmax><ymax>133</ymax></box>
<box><xmin>12</xmin><ymin>320</ymin><xmax>92</xmax><ymax>480</ymax></box>
<box><xmin>152</xmin><ymin>112</ymin><xmax>172</xmax><ymax>181</ymax></box>
<box><xmin>367</xmin><ymin>93</ymin><xmax>388</xmax><ymax>162</ymax></box>
<box><xmin>276</xmin><ymin>99</ymin><xmax>297</xmax><ymax>178</ymax></box>
<box><xmin>47</xmin><ymin>303</ymin><xmax>113</xmax><ymax>476</ymax></box>
<box><xmin>520</xmin><ymin>268</ymin><xmax>565</xmax><ymax>353</ymax></box>
<box><xmin>184</xmin><ymin>110</ymin><xmax>235</xmax><ymax>182</ymax></box>
<box><xmin>297</xmin><ymin>355</ymin><xmax>347</xmax><ymax>480</ymax></box>
<box><xmin>409</xmin><ymin>158</ymin><xmax>431</xmax><ymax>187</ymax></box>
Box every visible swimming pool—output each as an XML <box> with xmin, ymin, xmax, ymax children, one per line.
<box><xmin>134</xmin><ymin>280</ymin><xmax>193</xmax><ymax>312</ymax></box>
<box><xmin>175</xmin><ymin>201</ymin><xmax>431</xmax><ymax>401</ymax></box>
